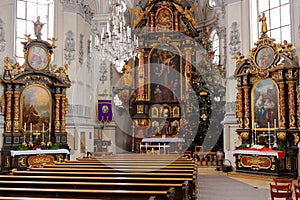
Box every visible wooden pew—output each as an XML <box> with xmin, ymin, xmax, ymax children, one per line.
<box><xmin>2</xmin><ymin>154</ymin><xmax>197</xmax><ymax>200</ymax></box>
<box><xmin>0</xmin><ymin>180</ymin><xmax>188</xmax><ymax>200</ymax></box>
<box><xmin>0</xmin><ymin>175</ymin><xmax>190</xmax><ymax>200</ymax></box>
<box><xmin>0</xmin><ymin>187</ymin><xmax>176</xmax><ymax>200</ymax></box>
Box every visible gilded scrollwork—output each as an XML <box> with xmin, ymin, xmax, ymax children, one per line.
<box><xmin>293</xmin><ymin>133</ymin><xmax>299</xmax><ymax>145</ymax></box>
<box><xmin>277</xmin><ymin>131</ymin><xmax>286</xmax><ymax>141</ymax></box>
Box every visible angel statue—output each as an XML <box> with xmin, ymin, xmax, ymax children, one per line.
<box><xmin>129</xmin><ymin>4</ymin><xmax>154</xmax><ymax>27</ymax></box>
<box><xmin>173</xmin><ymin>4</ymin><xmax>197</xmax><ymax>27</ymax></box>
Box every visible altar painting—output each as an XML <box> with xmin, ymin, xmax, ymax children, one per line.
<box><xmin>21</xmin><ymin>85</ymin><xmax>51</xmax><ymax>131</ymax></box>
<box><xmin>150</xmin><ymin>45</ymin><xmax>180</xmax><ymax>102</ymax></box>
<box><xmin>252</xmin><ymin>79</ymin><xmax>278</xmax><ymax>128</ymax></box>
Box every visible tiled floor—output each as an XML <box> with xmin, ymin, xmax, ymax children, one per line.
<box><xmin>197</xmin><ymin>167</ymin><xmax>282</xmax><ymax>200</ymax></box>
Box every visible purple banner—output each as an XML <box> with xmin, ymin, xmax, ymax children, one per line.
<box><xmin>98</xmin><ymin>100</ymin><xmax>112</xmax><ymax>122</ymax></box>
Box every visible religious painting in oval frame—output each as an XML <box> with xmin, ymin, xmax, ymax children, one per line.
<box><xmin>28</xmin><ymin>45</ymin><xmax>48</xmax><ymax>70</ymax></box>
<box><xmin>252</xmin><ymin>79</ymin><xmax>278</xmax><ymax>129</ymax></box>
<box><xmin>20</xmin><ymin>85</ymin><xmax>52</xmax><ymax>132</ymax></box>
<box><xmin>255</xmin><ymin>47</ymin><xmax>274</xmax><ymax>69</ymax></box>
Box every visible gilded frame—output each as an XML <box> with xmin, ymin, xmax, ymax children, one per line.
<box><xmin>255</xmin><ymin>46</ymin><xmax>275</xmax><ymax>69</ymax></box>
<box><xmin>151</xmin><ymin>107</ymin><xmax>159</xmax><ymax>118</ymax></box>
<box><xmin>20</xmin><ymin>84</ymin><xmax>52</xmax><ymax>132</ymax></box>
<box><xmin>27</xmin><ymin>45</ymin><xmax>49</xmax><ymax>70</ymax></box>
<box><xmin>252</xmin><ymin>79</ymin><xmax>279</xmax><ymax>130</ymax></box>
<box><xmin>172</xmin><ymin>106</ymin><xmax>180</xmax><ymax>118</ymax></box>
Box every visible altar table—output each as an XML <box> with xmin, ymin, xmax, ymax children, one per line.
<box><xmin>9</xmin><ymin>149</ymin><xmax>70</xmax><ymax>170</ymax></box>
<box><xmin>232</xmin><ymin>147</ymin><xmax>285</xmax><ymax>176</ymax></box>
<box><xmin>140</xmin><ymin>137</ymin><xmax>185</xmax><ymax>154</ymax></box>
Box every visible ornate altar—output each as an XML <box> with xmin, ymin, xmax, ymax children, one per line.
<box><xmin>233</xmin><ymin>15</ymin><xmax>299</xmax><ymax>177</ymax></box>
<box><xmin>0</xmin><ymin>19</ymin><xmax>71</xmax><ymax>172</ymax></box>
<box><xmin>117</xmin><ymin>0</ymin><xmax>212</xmax><ymax>153</ymax></box>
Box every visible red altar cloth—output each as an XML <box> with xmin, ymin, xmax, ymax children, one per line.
<box><xmin>233</xmin><ymin>146</ymin><xmax>285</xmax><ymax>159</ymax></box>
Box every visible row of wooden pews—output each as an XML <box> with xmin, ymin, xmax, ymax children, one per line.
<box><xmin>0</xmin><ymin>154</ymin><xmax>198</xmax><ymax>200</ymax></box>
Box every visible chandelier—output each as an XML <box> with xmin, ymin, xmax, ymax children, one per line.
<box><xmin>97</xmin><ymin>0</ymin><xmax>138</xmax><ymax>72</ymax></box>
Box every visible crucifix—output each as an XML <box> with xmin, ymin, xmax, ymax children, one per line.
<box><xmin>33</xmin><ymin>131</ymin><xmax>41</xmax><ymax>140</ymax></box>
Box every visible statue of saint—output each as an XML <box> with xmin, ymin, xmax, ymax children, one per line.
<box><xmin>33</xmin><ymin>16</ymin><xmax>45</xmax><ymax>39</ymax></box>
<box><xmin>258</xmin><ymin>12</ymin><xmax>268</xmax><ymax>35</ymax></box>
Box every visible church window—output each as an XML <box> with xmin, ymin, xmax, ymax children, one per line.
<box><xmin>252</xmin><ymin>0</ymin><xmax>291</xmax><ymax>44</ymax></box>
<box><xmin>210</xmin><ymin>29</ymin><xmax>220</xmax><ymax>65</ymax></box>
<box><xmin>16</xmin><ymin>0</ymin><xmax>54</xmax><ymax>64</ymax></box>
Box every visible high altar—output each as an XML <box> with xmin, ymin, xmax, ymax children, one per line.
<box><xmin>114</xmin><ymin>0</ymin><xmax>213</xmax><ymax>153</ymax></box>
<box><xmin>0</xmin><ymin>19</ymin><xmax>71</xmax><ymax>172</ymax></box>
<box><xmin>233</xmin><ymin>15</ymin><xmax>299</xmax><ymax>177</ymax></box>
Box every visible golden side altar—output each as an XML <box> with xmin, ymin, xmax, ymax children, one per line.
<box><xmin>0</xmin><ymin>18</ymin><xmax>71</xmax><ymax>172</ymax></box>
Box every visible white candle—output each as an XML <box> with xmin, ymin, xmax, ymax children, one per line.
<box><xmin>254</xmin><ymin>123</ymin><xmax>257</xmax><ymax>144</ymax></box>
<box><xmin>24</xmin><ymin>122</ymin><xmax>26</xmax><ymax>131</ymax></box>
<box><xmin>49</xmin><ymin>123</ymin><xmax>51</xmax><ymax>132</ymax></box>
<box><xmin>42</xmin><ymin>123</ymin><xmax>44</xmax><ymax>132</ymax></box>
<box><xmin>274</xmin><ymin>119</ymin><xmax>277</xmax><ymax>130</ymax></box>
<box><xmin>30</xmin><ymin>123</ymin><xmax>32</xmax><ymax>132</ymax></box>
<box><xmin>268</xmin><ymin>122</ymin><xmax>271</xmax><ymax>148</ymax></box>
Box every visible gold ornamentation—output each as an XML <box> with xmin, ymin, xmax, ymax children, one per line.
<box><xmin>233</xmin><ymin>52</ymin><xmax>246</xmax><ymax>64</ymax></box>
<box><xmin>270</xmin><ymin>165</ymin><xmax>275</xmax><ymax>171</ymax></box>
<box><xmin>277</xmin><ymin>131</ymin><xmax>286</xmax><ymax>141</ymax></box>
<box><xmin>258</xmin><ymin>12</ymin><xmax>268</xmax><ymax>36</ymax></box>
<box><xmin>293</xmin><ymin>133</ymin><xmax>299</xmax><ymax>145</ymax></box>
<box><xmin>18</xmin><ymin>156</ymin><xmax>27</xmax><ymax>167</ymax></box>
<box><xmin>240</xmin><ymin>132</ymin><xmax>249</xmax><ymax>140</ymax></box>
<box><xmin>130</xmin><ymin>4</ymin><xmax>154</xmax><ymax>28</ymax></box>
<box><xmin>173</xmin><ymin>4</ymin><xmax>197</xmax><ymax>27</ymax></box>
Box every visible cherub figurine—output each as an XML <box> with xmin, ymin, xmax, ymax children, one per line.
<box><xmin>233</xmin><ymin>52</ymin><xmax>246</xmax><ymax>63</ymax></box>
<box><xmin>281</xmin><ymin>40</ymin><xmax>296</xmax><ymax>59</ymax></box>
<box><xmin>4</xmin><ymin>56</ymin><xmax>12</xmax><ymax>70</ymax></box>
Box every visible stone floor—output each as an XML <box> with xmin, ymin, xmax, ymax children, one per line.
<box><xmin>197</xmin><ymin>167</ymin><xmax>297</xmax><ymax>200</ymax></box>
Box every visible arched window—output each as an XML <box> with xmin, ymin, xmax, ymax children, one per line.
<box><xmin>16</xmin><ymin>0</ymin><xmax>54</xmax><ymax>63</ymax></box>
<box><xmin>210</xmin><ymin>29</ymin><xmax>220</xmax><ymax>65</ymax></box>
<box><xmin>251</xmin><ymin>0</ymin><xmax>291</xmax><ymax>44</ymax></box>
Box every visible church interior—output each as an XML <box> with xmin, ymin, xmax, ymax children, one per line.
<box><xmin>0</xmin><ymin>0</ymin><xmax>299</xmax><ymax>199</ymax></box>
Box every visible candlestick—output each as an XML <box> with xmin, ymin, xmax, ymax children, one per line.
<box><xmin>48</xmin><ymin>123</ymin><xmax>51</xmax><ymax>142</ymax></box>
<box><xmin>273</xmin><ymin>119</ymin><xmax>278</xmax><ymax>148</ymax></box>
<box><xmin>268</xmin><ymin>122</ymin><xmax>271</xmax><ymax>149</ymax></box>
<box><xmin>251</xmin><ymin>121</ymin><xmax>254</xmax><ymax>146</ymax></box>
<box><xmin>254</xmin><ymin>123</ymin><xmax>257</xmax><ymax>145</ymax></box>
<box><xmin>42</xmin><ymin>123</ymin><xmax>45</xmax><ymax>142</ymax></box>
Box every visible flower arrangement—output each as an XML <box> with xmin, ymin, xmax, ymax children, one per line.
<box><xmin>17</xmin><ymin>138</ymin><xmax>59</xmax><ymax>151</ymax></box>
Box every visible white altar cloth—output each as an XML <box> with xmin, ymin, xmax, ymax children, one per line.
<box><xmin>11</xmin><ymin>149</ymin><xmax>70</xmax><ymax>157</ymax></box>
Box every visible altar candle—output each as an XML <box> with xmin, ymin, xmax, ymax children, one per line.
<box><xmin>254</xmin><ymin>123</ymin><xmax>257</xmax><ymax>144</ymax></box>
<box><xmin>274</xmin><ymin>119</ymin><xmax>277</xmax><ymax>130</ymax></box>
<box><xmin>42</xmin><ymin>123</ymin><xmax>44</xmax><ymax>132</ymax></box>
<box><xmin>30</xmin><ymin>123</ymin><xmax>32</xmax><ymax>132</ymax></box>
<box><xmin>24</xmin><ymin>122</ymin><xmax>26</xmax><ymax>131</ymax></box>
<box><xmin>268</xmin><ymin>122</ymin><xmax>271</xmax><ymax>148</ymax></box>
